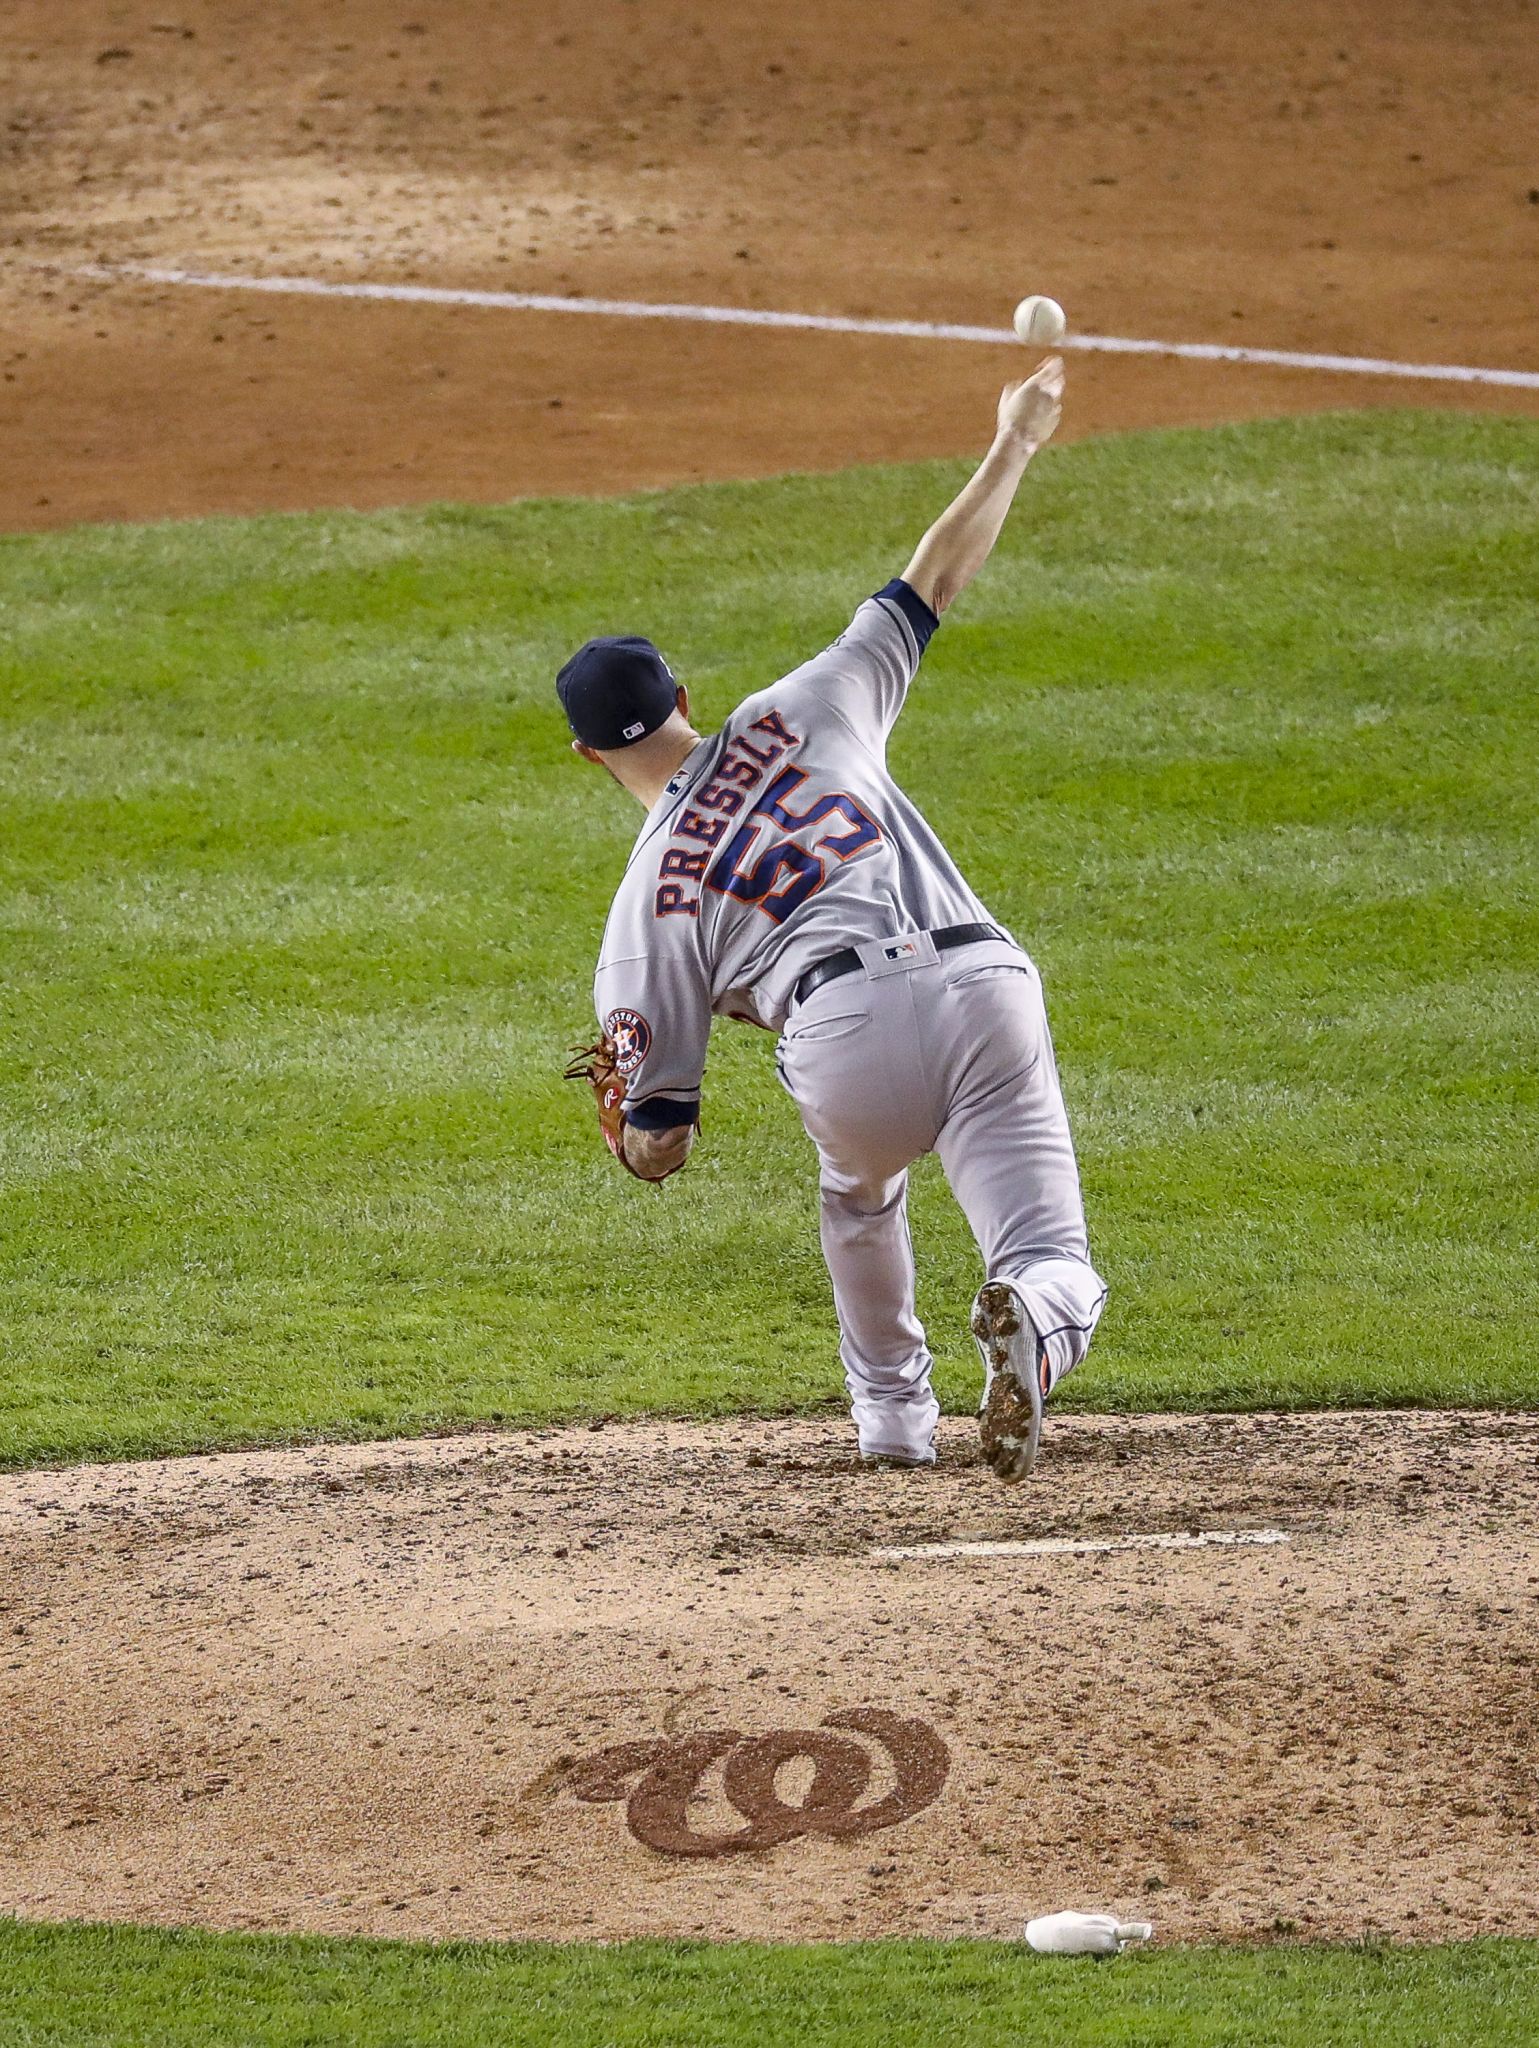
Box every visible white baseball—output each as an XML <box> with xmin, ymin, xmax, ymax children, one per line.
<box><xmin>1013</xmin><ymin>295</ymin><xmax>1067</xmax><ymax>345</ymax></box>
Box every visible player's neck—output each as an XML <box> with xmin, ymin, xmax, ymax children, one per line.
<box><xmin>607</xmin><ymin>727</ymin><xmax>703</xmax><ymax>810</ymax></box>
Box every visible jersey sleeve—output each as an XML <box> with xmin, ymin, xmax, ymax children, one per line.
<box><xmin>776</xmin><ymin>578</ymin><xmax>939</xmax><ymax>748</ymax></box>
<box><xmin>593</xmin><ymin>953</ymin><xmax>712</xmax><ymax>1130</ymax></box>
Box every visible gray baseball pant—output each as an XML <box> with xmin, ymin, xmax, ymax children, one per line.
<box><xmin>776</xmin><ymin>934</ymin><xmax>1107</xmax><ymax>1461</ymax></box>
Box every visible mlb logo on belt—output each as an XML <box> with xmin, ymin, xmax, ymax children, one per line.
<box><xmin>859</xmin><ymin>930</ymin><xmax>938</xmax><ymax>978</ymax></box>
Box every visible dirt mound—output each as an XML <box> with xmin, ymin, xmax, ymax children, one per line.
<box><xmin>3</xmin><ymin>1410</ymin><xmax>1535</xmax><ymax>1944</ymax></box>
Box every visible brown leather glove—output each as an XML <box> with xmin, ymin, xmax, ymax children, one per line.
<box><xmin>563</xmin><ymin>1035</ymin><xmax>642</xmax><ymax>1176</ymax></box>
<box><xmin>569</xmin><ymin>1031</ymin><xmax>700</xmax><ymax>1184</ymax></box>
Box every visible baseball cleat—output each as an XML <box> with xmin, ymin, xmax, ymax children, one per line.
<box><xmin>860</xmin><ymin>1448</ymin><xmax>936</xmax><ymax>1471</ymax></box>
<box><xmin>970</xmin><ymin>1280</ymin><xmax>1047</xmax><ymax>1483</ymax></box>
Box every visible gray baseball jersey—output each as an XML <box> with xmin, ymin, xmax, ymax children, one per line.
<box><xmin>591</xmin><ymin>580</ymin><xmax>999</xmax><ymax>1129</ymax></box>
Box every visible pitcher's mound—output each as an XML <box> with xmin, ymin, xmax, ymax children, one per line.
<box><xmin>2</xmin><ymin>1410</ymin><xmax>1535</xmax><ymax>1944</ymax></box>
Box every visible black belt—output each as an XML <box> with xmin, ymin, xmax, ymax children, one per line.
<box><xmin>793</xmin><ymin>922</ymin><xmax>1010</xmax><ymax>1008</ymax></box>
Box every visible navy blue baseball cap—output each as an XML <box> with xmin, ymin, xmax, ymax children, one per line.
<box><xmin>556</xmin><ymin>636</ymin><xmax>679</xmax><ymax>749</ymax></box>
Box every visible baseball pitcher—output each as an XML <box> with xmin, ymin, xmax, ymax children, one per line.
<box><xmin>560</xmin><ymin>356</ymin><xmax>1106</xmax><ymax>1480</ymax></box>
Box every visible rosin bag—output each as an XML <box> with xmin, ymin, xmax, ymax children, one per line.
<box><xmin>1024</xmin><ymin>1911</ymin><xmax>1154</xmax><ymax>1956</ymax></box>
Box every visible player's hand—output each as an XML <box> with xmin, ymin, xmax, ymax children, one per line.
<box><xmin>997</xmin><ymin>357</ymin><xmax>1064</xmax><ymax>450</ymax></box>
<box><xmin>622</xmin><ymin>1121</ymin><xmax>696</xmax><ymax>1183</ymax></box>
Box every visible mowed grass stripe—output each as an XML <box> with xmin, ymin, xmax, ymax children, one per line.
<box><xmin>2</xmin><ymin>411</ymin><xmax>1536</xmax><ymax>1467</ymax></box>
<box><xmin>1</xmin><ymin>1922</ymin><xmax>1536</xmax><ymax>2048</ymax></box>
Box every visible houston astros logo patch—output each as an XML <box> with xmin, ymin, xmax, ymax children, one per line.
<box><xmin>605</xmin><ymin>1007</ymin><xmax>652</xmax><ymax>1075</ymax></box>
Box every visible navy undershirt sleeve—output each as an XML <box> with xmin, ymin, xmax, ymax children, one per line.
<box><xmin>874</xmin><ymin>577</ymin><xmax>940</xmax><ymax>656</ymax></box>
<box><xmin>626</xmin><ymin>1094</ymin><xmax>701</xmax><ymax>1132</ymax></box>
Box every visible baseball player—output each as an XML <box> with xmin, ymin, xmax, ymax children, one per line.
<box><xmin>560</xmin><ymin>356</ymin><xmax>1106</xmax><ymax>1480</ymax></box>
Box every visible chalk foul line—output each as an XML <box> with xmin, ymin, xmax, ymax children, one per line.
<box><xmin>871</xmin><ymin>1529</ymin><xmax>1291</xmax><ymax>1561</ymax></box>
<box><xmin>75</xmin><ymin>265</ymin><xmax>1539</xmax><ymax>392</ymax></box>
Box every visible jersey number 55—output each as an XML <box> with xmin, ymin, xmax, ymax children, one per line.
<box><xmin>706</xmin><ymin>767</ymin><xmax>881</xmax><ymax>924</ymax></box>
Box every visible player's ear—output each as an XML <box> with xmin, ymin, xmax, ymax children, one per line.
<box><xmin>676</xmin><ymin>684</ymin><xmax>690</xmax><ymax>722</ymax></box>
<box><xmin>572</xmin><ymin>738</ymin><xmax>603</xmax><ymax>764</ymax></box>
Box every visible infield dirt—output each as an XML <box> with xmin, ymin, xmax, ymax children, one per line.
<box><xmin>3</xmin><ymin>1410</ymin><xmax>1535</xmax><ymax>1945</ymax></box>
<box><xmin>5</xmin><ymin>0</ymin><xmax>1538</xmax><ymax>530</ymax></box>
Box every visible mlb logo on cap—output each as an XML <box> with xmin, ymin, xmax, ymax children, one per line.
<box><xmin>623</xmin><ymin>721</ymin><xmax>645</xmax><ymax>740</ymax></box>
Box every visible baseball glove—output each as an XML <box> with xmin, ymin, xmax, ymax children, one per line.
<box><xmin>563</xmin><ymin>1035</ymin><xmax>649</xmax><ymax>1181</ymax></box>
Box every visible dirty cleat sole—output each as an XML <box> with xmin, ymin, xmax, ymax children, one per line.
<box><xmin>970</xmin><ymin>1280</ymin><xmax>1046</xmax><ymax>1483</ymax></box>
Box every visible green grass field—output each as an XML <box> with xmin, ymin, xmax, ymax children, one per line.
<box><xmin>2</xmin><ymin>1923</ymin><xmax>1537</xmax><ymax>2048</ymax></box>
<box><xmin>3</xmin><ymin>411</ymin><xmax>1537</xmax><ymax>1469</ymax></box>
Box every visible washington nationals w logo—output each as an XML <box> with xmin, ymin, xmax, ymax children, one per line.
<box><xmin>569</xmin><ymin>1708</ymin><xmax>948</xmax><ymax>1857</ymax></box>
